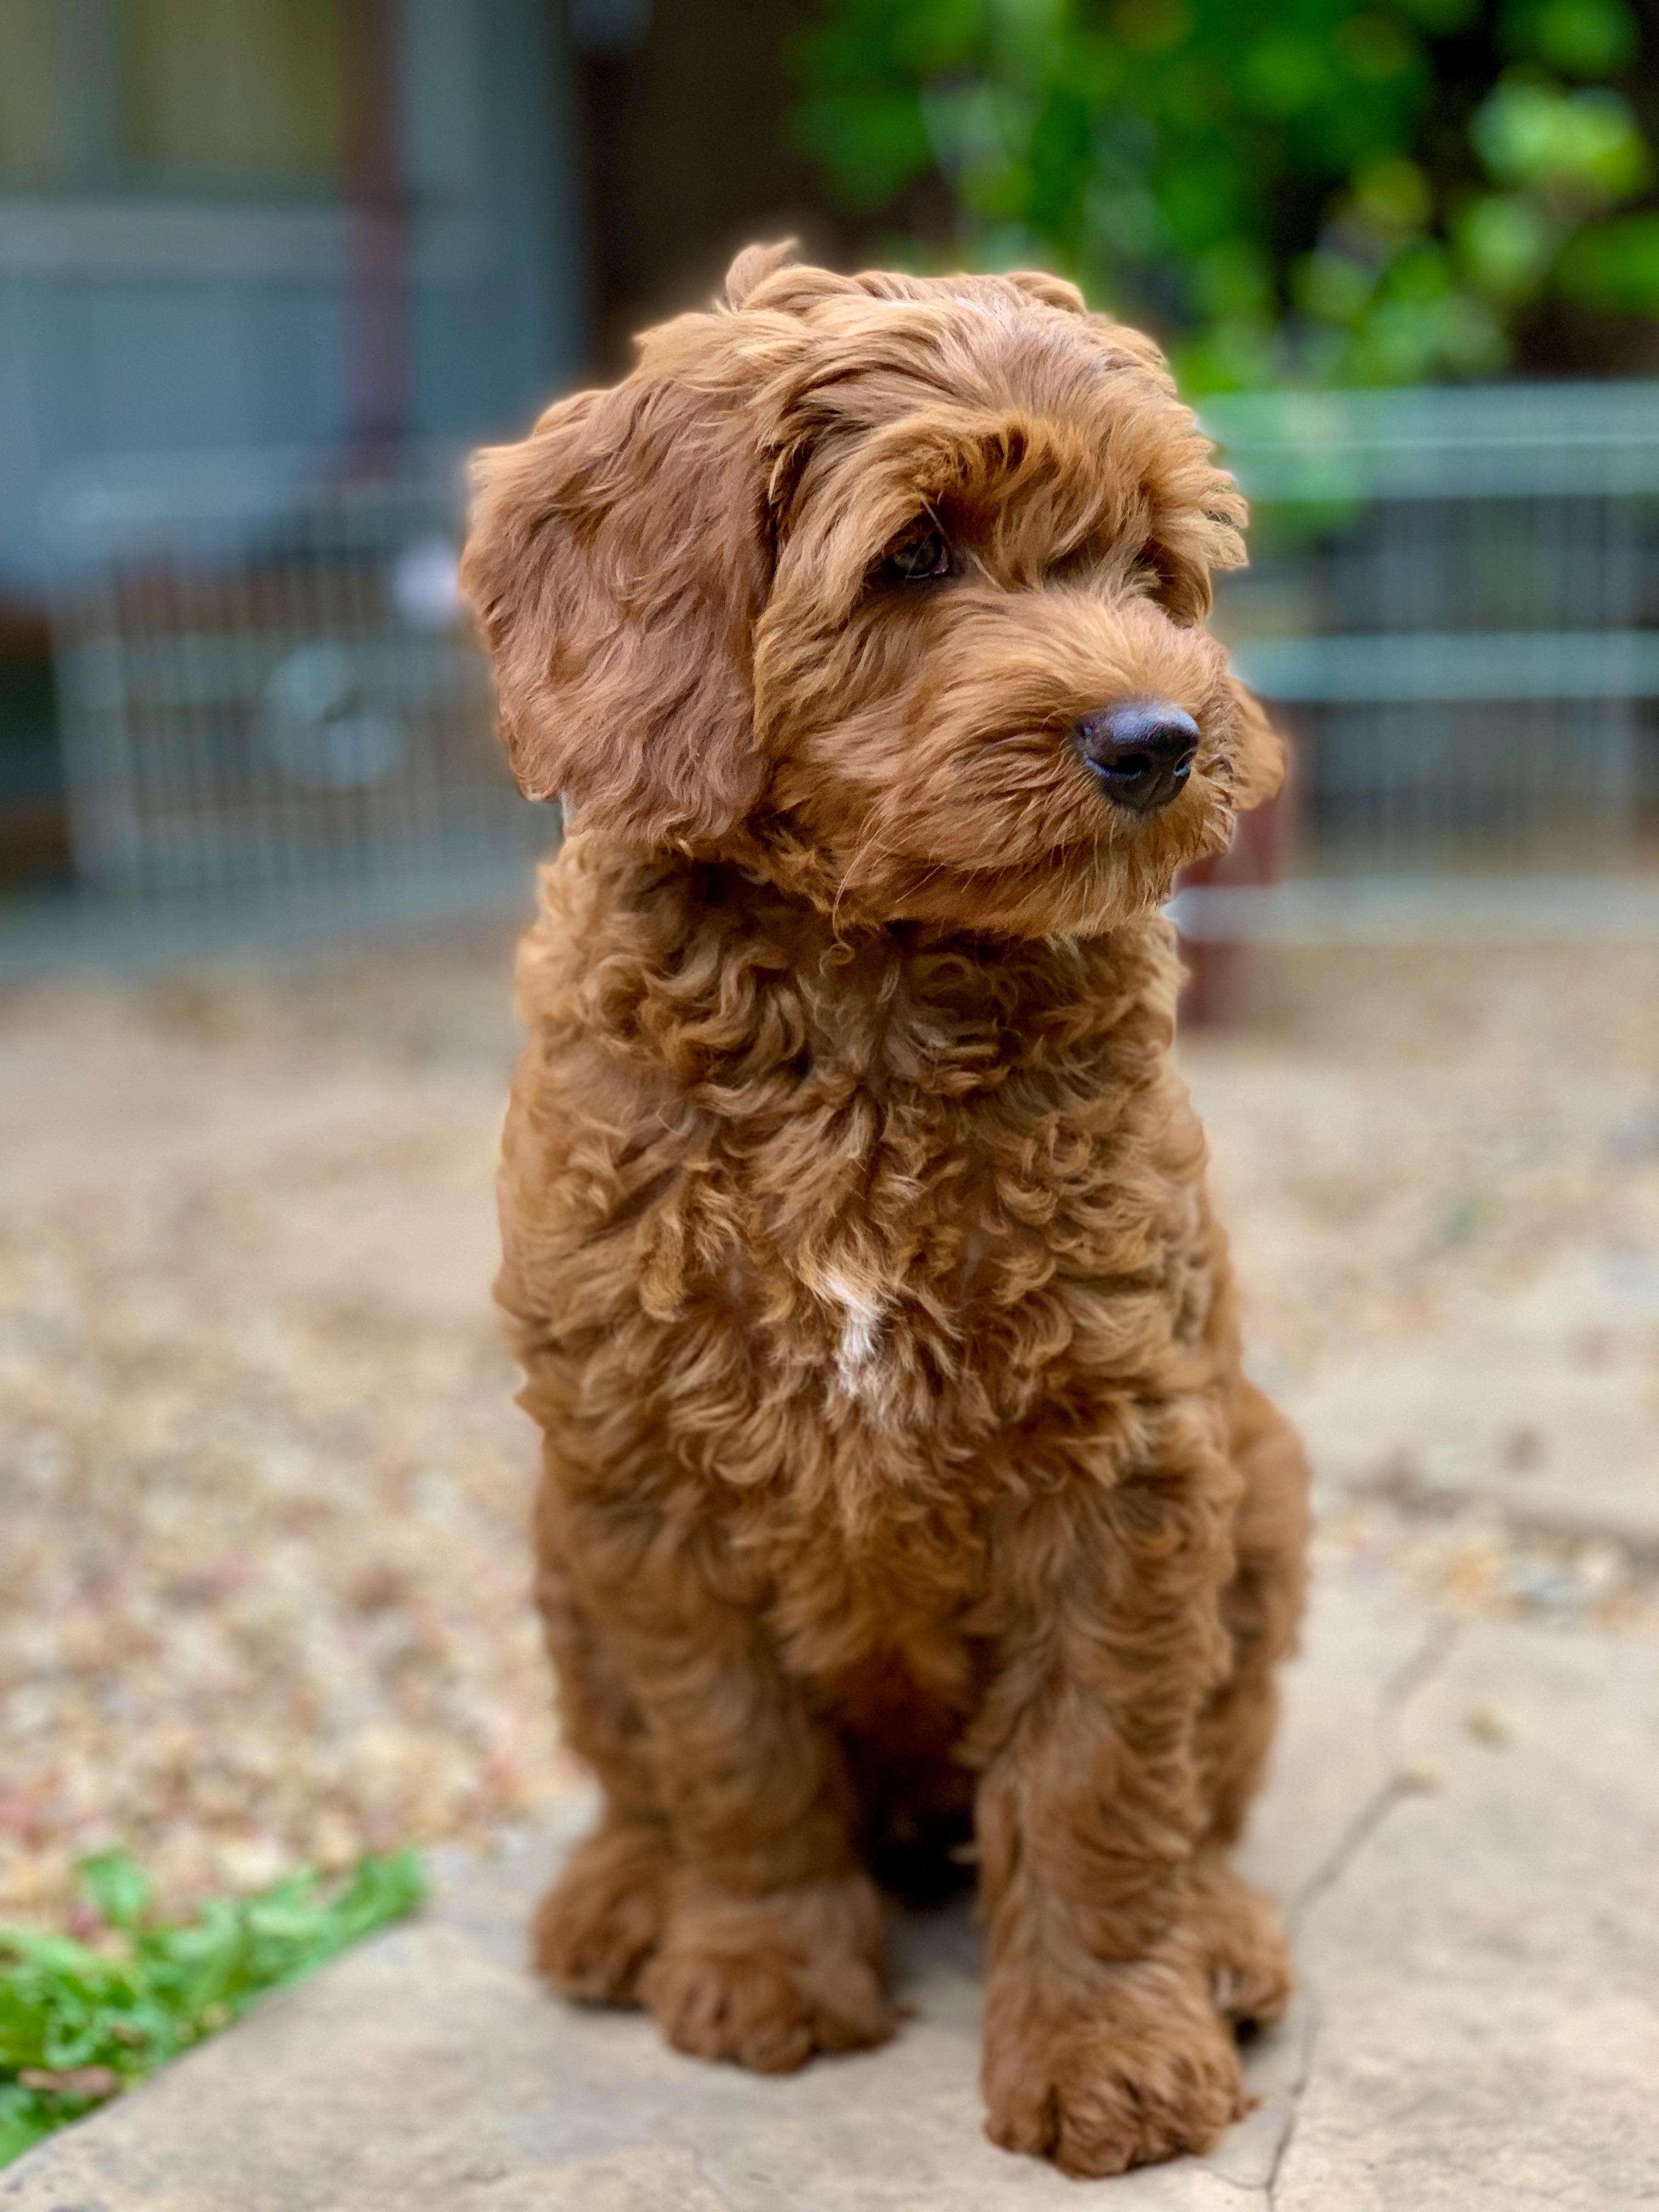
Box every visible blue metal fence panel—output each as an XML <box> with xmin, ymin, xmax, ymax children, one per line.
<box><xmin>1203</xmin><ymin>382</ymin><xmax>1659</xmax><ymax>881</ymax></box>
<box><xmin>46</xmin><ymin>447</ymin><xmax>551</xmax><ymax>906</ymax></box>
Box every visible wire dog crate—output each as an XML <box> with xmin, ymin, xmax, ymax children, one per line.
<box><xmin>1187</xmin><ymin>382</ymin><xmax>1659</xmax><ymax>937</ymax></box>
<box><xmin>44</xmin><ymin>449</ymin><xmax>550</xmax><ymax>916</ymax></box>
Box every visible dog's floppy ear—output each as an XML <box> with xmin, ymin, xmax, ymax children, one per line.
<box><xmin>1227</xmin><ymin>676</ymin><xmax>1288</xmax><ymax>811</ymax></box>
<box><xmin>461</xmin><ymin>329</ymin><xmax>773</xmax><ymax>851</ymax></box>
<box><xmin>1002</xmin><ymin>268</ymin><xmax>1090</xmax><ymax>317</ymax></box>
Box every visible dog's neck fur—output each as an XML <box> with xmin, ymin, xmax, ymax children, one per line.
<box><xmin>515</xmin><ymin>833</ymin><xmax>1216</xmax><ymax>1443</ymax></box>
<box><xmin>540</xmin><ymin>833</ymin><xmax>1184</xmax><ymax>1104</ymax></box>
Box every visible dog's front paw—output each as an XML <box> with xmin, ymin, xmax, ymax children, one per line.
<box><xmin>533</xmin><ymin>1820</ymin><xmax>673</xmax><ymax>2005</ymax></box>
<box><xmin>639</xmin><ymin>1874</ymin><xmax>894</xmax><ymax>2075</ymax></box>
<box><xmin>983</xmin><ymin>1956</ymin><xmax>1247</xmax><ymax>2177</ymax></box>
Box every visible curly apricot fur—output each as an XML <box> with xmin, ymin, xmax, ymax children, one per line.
<box><xmin>464</xmin><ymin>247</ymin><xmax>1310</xmax><ymax>2177</ymax></box>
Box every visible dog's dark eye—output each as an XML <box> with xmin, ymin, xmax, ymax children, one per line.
<box><xmin>884</xmin><ymin>528</ymin><xmax>951</xmax><ymax>583</ymax></box>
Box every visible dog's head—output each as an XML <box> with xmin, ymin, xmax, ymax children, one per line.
<box><xmin>463</xmin><ymin>244</ymin><xmax>1283</xmax><ymax>936</ymax></box>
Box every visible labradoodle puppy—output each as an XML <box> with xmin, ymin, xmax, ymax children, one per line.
<box><xmin>461</xmin><ymin>244</ymin><xmax>1310</xmax><ymax>2180</ymax></box>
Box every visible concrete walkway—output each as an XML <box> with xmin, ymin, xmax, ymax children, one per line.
<box><xmin>8</xmin><ymin>1554</ymin><xmax>1657</xmax><ymax>2212</ymax></box>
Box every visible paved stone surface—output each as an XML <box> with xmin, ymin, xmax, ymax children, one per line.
<box><xmin>11</xmin><ymin>1566</ymin><xmax>1655</xmax><ymax>2210</ymax></box>
<box><xmin>1282</xmin><ymin>1244</ymin><xmax>1659</xmax><ymax>1547</ymax></box>
<box><xmin>1271</xmin><ymin>1615</ymin><xmax>1659</xmax><ymax>2212</ymax></box>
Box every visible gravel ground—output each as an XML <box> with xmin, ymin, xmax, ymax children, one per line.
<box><xmin>3</xmin><ymin>922</ymin><xmax>1656</xmax><ymax>1924</ymax></box>
<box><xmin>0</xmin><ymin>928</ymin><xmax>562</xmax><ymax>1922</ymax></box>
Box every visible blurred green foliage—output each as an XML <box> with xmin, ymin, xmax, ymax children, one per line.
<box><xmin>0</xmin><ymin>1849</ymin><xmax>424</xmax><ymax>2168</ymax></box>
<box><xmin>789</xmin><ymin>0</ymin><xmax>1659</xmax><ymax>386</ymax></box>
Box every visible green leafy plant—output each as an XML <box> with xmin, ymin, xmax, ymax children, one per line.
<box><xmin>0</xmin><ymin>1849</ymin><xmax>424</xmax><ymax>2168</ymax></box>
<box><xmin>790</xmin><ymin>0</ymin><xmax>1658</xmax><ymax>387</ymax></box>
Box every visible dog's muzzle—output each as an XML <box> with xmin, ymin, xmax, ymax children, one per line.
<box><xmin>1076</xmin><ymin>697</ymin><xmax>1200</xmax><ymax>816</ymax></box>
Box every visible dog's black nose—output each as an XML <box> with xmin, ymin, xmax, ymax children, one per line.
<box><xmin>1076</xmin><ymin>698</ymin><xmax>1200</xmax><ymax>815</ymax></box>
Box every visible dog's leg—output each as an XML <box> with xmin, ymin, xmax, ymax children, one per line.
<box><xmin>532</xmin><ymin>1542</ymin><xmax>675</xmax><ymax>2006</ymax></box>
<box><xmin>1189</xmin><ymin>1378</ymin><xmax>1310</xmax><ymax>2030</ymax></box>
<box><xmin>539</xmin><ymin>1486</ymin><xmax>894</xmax><ymax>2074</ymax></box>
<box><xmin>628</xmin><ymin>1609</ymin><xmax>895</xmax><ymax>2073</ymax></box>
<box><xmin>1198</xmin><ymin>1379</ymin><xmax>1311</xmax><ymax>1846</ymax></box>
<box><xmin>972</xmin><ymin>1433</ymin><xmax>1251</xmax><ymax>2178</ymax></box>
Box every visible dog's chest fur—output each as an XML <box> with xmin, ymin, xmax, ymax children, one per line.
<box><xmin>501</xmin><ymin>837</ymin><xmax>1230</xmax><ymax>1696</ymax></box>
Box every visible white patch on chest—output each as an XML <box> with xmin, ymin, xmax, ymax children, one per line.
<box><xmin>821</xmin><ymin>1270</ymin><xmax>888</xmax><ymax>1407</ymax></box>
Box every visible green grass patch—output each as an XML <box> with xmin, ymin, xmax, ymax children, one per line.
<box><xmin>0</xmin><ymin>1848</ymin><xmax>424</xmax><ymax>2168</ymax></box>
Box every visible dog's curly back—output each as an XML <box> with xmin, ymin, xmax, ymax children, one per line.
<box><xmin>462</xmin><ymin>247</ymin><xmax>1310</xmax><ymax>2180</ymax></box>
